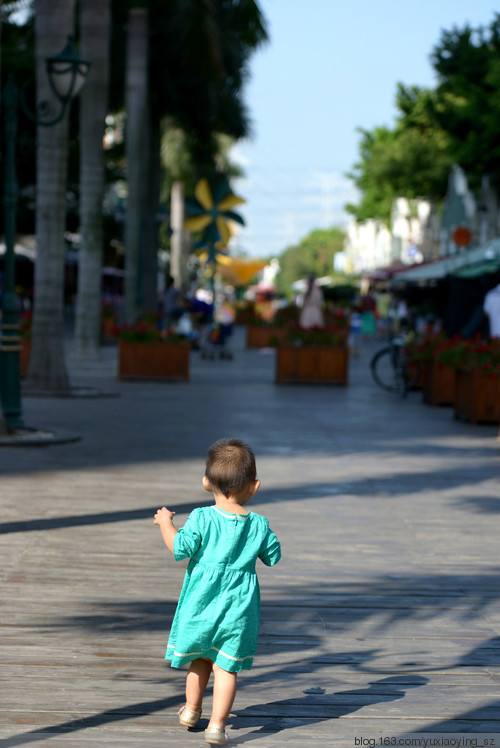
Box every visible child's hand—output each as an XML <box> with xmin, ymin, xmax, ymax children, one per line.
<box><xmin>154</xmin><ymin>507</ymin><xmax>176</xmax><ymax>525</ymax></box>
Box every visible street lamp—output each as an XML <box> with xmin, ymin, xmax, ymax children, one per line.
<box><xmin>1</xmin><ymin>36</ymin><xmax>90</xmax><ymax>428</ymax></box>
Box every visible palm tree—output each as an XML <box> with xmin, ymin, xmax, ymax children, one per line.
<box><xmin>150</xmin><ymin>0</ymin><xmax>268</xmax><ymax>303</ymax></box>
<box><xmin>72</xmin><ymin>0</ymin><xmax>112</xmax><ymax>360</ymax></box>
<box><xmin>160</xmin><ymin>125</ymin><xmax>196</xmax><ymax>292</ymax></box>
<box><xmin>123</xmin><ymin>4</ymin><xmax>149</xmax><ymax>324</ymax></box>
<box><xmin>162</xmin><ymin>127</ymin><xmax>243</xmax><ymax>293</ymax></box>
<box><xmin>24</xmin><ymin>0</ymin><xmax>75</xmax><ymax>392</ymax></box>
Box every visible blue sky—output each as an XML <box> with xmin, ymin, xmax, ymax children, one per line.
<box><xmin>231</xmin><ymin>0</ymin><xmax>499</xmax><ymax>258</ymax></box>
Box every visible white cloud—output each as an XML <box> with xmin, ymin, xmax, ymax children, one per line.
<box><xmin>233</xmin><ymin>167</ymin><xmax>359</xmax><ymax>256</ymax></box>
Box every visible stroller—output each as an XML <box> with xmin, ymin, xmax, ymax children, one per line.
<box><xmin>211</xmin><ymin>300</ymin><xmax>236</xmax><ymax>360</ymax></box>
<box><xmin>211</xmin><ymin>322</ymin><xmax>233</xmax><ymax>359</ymax></box>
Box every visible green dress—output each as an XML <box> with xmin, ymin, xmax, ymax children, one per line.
<box><xmin>165</xmin><ymin>505</ymin><xmax>281</xmax><ymax>673</ymax></box>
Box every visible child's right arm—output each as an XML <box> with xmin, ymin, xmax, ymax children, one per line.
<box><xmin>154</xmin><ymin>507</ymin><xmax>177</xmax><ymax>554</ymax></box>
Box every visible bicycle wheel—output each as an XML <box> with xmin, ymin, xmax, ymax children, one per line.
<box><xmin>370</xmin><ymin>346</ymin><xmax>405</xmax><ymax>393</ymax></box>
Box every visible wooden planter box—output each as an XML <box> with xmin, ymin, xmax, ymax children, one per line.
<box><xmin>454</xmin><ymin>368</ymin><xmax>500</xmax><ymax>424</ymax></box>
<box><xmin>422</xmin><ymin>361</ymin><xmax>456</xmax><ymax>406</ymax></box>
<box><xmin>276</xmin><ymin>346</ymin><xmax>348</xmax><ymax>385</ymax></box>
<box><xmin>246</xmin><ymin>326</ymin><xmax>286</xmax><ymax>348</ymax></box>
<box><xmin>118</xmin><ymin>341</ymin><xmax>189</xmax><ymax>381</ymax></box>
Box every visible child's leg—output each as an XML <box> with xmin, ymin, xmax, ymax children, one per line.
<box><xmin>185</xmin><ymin>658</ymin><xmax>212</xmax><ymax>712</ymax></box>
<box><xmin>207</xmin><ymin>663</ymin><xmax>237</xmax><ymax>730</ymax></box>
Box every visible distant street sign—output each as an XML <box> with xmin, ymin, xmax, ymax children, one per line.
<box><xmin>452</xmin><ymin>226</ymin><xmax>472</xmax><ymax>247</ymax></box>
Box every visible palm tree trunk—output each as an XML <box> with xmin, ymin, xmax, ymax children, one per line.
<box><xmin>124</xmin><ymin>5</ymin><xmax>149</xmax><ymax>324</ymax></box>
<box><xmin>170</xmin><ymin>180</ymin><xmax>190</xmax><ymax>292</ymax></box>
<box><xmin>73</xmin><ymin>0</ymin><xmax>111</xmax><ymax>360</ymax></box>
<box><xmin>140</xmin><ymin>112</ymin><xmax>161</xmax><ymax>314</ymax></box>
<box><xmin>24</xmin><ymin>0</ymin><xmax>75</xmax><ymax>392</ymax></box>
<box><xmin>0</xmin><ymin>2</ymin><xmax>6</xmax><ymax>434</ymax></box>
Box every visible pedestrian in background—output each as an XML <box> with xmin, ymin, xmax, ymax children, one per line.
<box><xmin>299</xmin><ymin>274</ymin><xmax>324</xmax><ymax>329</ymax></box>
<box><xmin>360</xmin><ymin>288</ymin><xmax>377</xmax><ymax>341</ymax></box>
<box><xmin>375</xmin><ymin>289</ymin><xmax>391</xmax><ymax>339</ymax></box>
<box><xmin>349</xmin><ymin>304</ymin><xmax>362</xmax><ymax>357</ymax></box>
<box><xmin>162</xmin><ymin>275</ymin><xmax>181</xmax><ymax>332</ymax></box>
<box><xmin>483</xmin><ymin>282</ymin><xmax>500</xmax><ymax>337</ymax></box>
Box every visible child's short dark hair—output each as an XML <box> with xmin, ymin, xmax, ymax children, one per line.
<box><xmin>205</xmin><ymin>438</ymin><xmax>257</xmax><ymax>497</ymax></box>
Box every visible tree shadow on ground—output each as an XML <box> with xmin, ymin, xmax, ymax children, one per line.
<box><xmin>229</xmin><ymin>676</ymin><xmax>428</xmax><ymax>743</ymax></box>
<box><xmin>252</xmin><ymin>464</ymin><xmax>498</xmax><ymax>506</ymax></box>
<box><xmin>455</xmin><ymin>637</ymin><xmax>500</xmax><ymax>668</ymax></box>
<box><xmin>401</xmin><ymin>699</ymin><xmax>500</xmax><ymax>733</ymax></box>
<box><xmin>454</xmin><ymin>495</ymin><xmax>500</xmax><ymax>514</ymax></box>
<box><xmin>0</xmin><ymin>694</ymin><xmax>182</xmax><ymax>748</ymax></box>
<box><xmin>3</xmin><ymin>576</ymin><xmax>498</xmax><ymax>746</ymax></box>
<box><xmin>32</xmin><ymin>570</ymin><xmax>500</xmax><ymax>638</ymax></box>
<box><xmin>1</xmin><ymin>460</ymin><xmax>498</xmax><ymax>534</ymax></box>
<box><xmin>0</xmin><ymin>500</ymin><xmax>203</xmax><ymax>534</ymax></box>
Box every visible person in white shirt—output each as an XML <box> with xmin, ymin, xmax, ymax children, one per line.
<box><xmin>483</xmin><ymin>283</ymin><xmax>500</xmax><ymax>337</ymax></box>
<box><xmin>299</xmin><ymin>274</ymin><xmax>324</xmax><ymax>329</ymax></box>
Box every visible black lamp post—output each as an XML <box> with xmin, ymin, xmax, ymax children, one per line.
<box><xmin>1</xmin><ymin>36</ymin><xmax>90</xmax><ymax>428</ymax></box>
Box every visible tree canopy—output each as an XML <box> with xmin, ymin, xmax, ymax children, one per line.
<box><xmin>430</xmin><ymin>14</ymin><xmax>500</xmax><ymax>191</ymax></box>
<box><xmin>1</xmin><ymin>0</ymin><xmax>268</xmax><ymax>236</ymax></box>
<box><xmin>347</xmin><ymin>13</ymin><xmax>500</xmax><ymax>223</ymax></box>
<box><xmin>346</xmin><ymin>85</ymin><xmax>452</xmax><ymax>223</ymax></box>
<box><xmin>276</xmin><ymin>227</ymin><xmax>345</xmax><ymax>294</ymax></box>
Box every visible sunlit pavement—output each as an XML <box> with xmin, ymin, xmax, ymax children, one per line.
<box><xmin>1</xmin><ymin>328</ymin><xmax>499</xmax><ymax>746</ymax></box>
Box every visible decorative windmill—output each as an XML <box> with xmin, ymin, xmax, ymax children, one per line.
<box><xmin>184</xmin><ymin>177</ymin><xmax>246</xmax><ymax>291</ymax></box>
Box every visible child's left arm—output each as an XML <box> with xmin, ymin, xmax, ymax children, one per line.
<box><xmin>154</xmin><ymin>507</ymin><xmax>177</xmax><ymax>554</ymax></box>
<box><xmin>258</xmin><ymin>524</ymin><xmax>281</xmax><ymax>567</ymax></box>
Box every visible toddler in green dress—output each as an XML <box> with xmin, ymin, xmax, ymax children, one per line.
<box><xmin>154</xmin><ymin>438</ymin><xmax>281</xmax><ymax>745</ymax></box>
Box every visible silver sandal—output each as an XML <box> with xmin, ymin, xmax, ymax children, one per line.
<box><xmin>177</xmin><ymin>705</ymin><xmax>202</xmax><ymax>727</ymax></box>
<box><xmin>205</xmin><ymin>726</ymin><xmax>228</xmax><ymax>745</ymax></box>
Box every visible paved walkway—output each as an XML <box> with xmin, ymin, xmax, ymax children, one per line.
<box><xmin>1</xmin><ymin>329</ymin><xmax>500</xmax><ymax>746</ymax></box>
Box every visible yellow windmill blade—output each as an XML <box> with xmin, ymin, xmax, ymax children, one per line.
<box><xmin>216</xmin><ymin>265</ymin><xmax>242</xmax><ymax>287</ymax></box>
<box><xmin>194</xmin><ymin>178</ymin><xmax>214</xmax><ymax>211</ymax></box>
<box><xmin>230</xmin><ymin>259</ymin><xmax>268</xmax><ymax>284</ymax></box>
<box><xmin>217</xmin><ymin>194</ymin><xmax>246</xmax><ymax>211</ymax></box>
<box><xmin>215</xmin><ymin>253</ymin><xmax>232</xmax><ymax>266</ymax></box>
<box><xmin>216</xmin><ymin>256</ymin><xmax>268</xmax><ymax>286</ymax></box>
<box><xmin>184</xmin><ymin>214</ymin><xmax>213</xmax><ymax>232</ymax></box>
<box><xmin>216</xmin><ymin>216</ymin><xmax>231</xmax><ymax>247</ymax></box>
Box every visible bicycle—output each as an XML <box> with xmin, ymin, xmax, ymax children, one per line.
<box><xmin>370</xmin><ymin>332</ymin><xmax>420</xmax><ymax>397</ymax></box>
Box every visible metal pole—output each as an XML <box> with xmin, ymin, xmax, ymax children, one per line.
<box><xmin>0</xmin><ymin>77</ymin><xmax>24</xmax><ymax>428</ymax></box>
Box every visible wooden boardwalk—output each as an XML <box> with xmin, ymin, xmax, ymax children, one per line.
<box><xmin>1</xmin><ymin>331</ymin><xmax>500</xmax><ymax>746</ymax></box>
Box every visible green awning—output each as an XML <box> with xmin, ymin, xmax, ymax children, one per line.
<box><xmin>453</xmin><ymin>260</ymin><xmax>500</xmax><ymax>278</ymax></box>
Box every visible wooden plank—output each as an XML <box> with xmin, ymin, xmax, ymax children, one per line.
<box><xmin>1</xmin><ymin>336</ymin><xmax>500</xmax><ymax>744</ymax></box>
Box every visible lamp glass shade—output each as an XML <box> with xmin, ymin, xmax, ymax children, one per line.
<box><xmin>45</xmin><ymin>36</ymin><xmax>91</xmax><ymax>102</ymax></box>
<box><xmin>47</xmin><ymin>61</ymin><xmax>89</xmax><ymax>100</ymax></box>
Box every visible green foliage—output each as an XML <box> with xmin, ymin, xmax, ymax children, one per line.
<box><xmin>160</xmin><ymin>124</ymin><xmax>243</xmax><ymax>202</ymax></box>
<box><xmin>2</xmin><ymin>0</ymin><xmax>267</xmax><ymax>235</ymax></box>
<box><xmin>147</xmin><ymin>0</ymin><xmax>268</xmax><ymax>170</ymax></box>
<box><xmin>0</xmin><ymin>11</ymin><xmax>37</xmax><ymax>236</ymax></box>
<box><xmin>115</xmin><ymin>315</ymin><xmax>188</xmax><ymax>342</ymax></box>
<box><xmin>347</xmin><ymin>13</ymin><xmax>500</xmax><ymax>222</ymax></box>
<box><xmin>1</xmin><ymin>0</ymin><xmax>34</xmax><ymax>23</ymax></box>
<box><xmin>322</xmin><ymin>284</ymin><xmax>358</xmax><ymax>305</ymax></box>
<box><xmin>436</xmin><ymin>336</ymin><xmax>500</xmax><ymax>373</ymax></box>
<box><xmin>276</xmin><ymin>227</ymin><xmax>345</xmax><ymax>294</ymax></box>
<box><xmin>347</xmin><ymin>87</ymin><xmax>452</xmax><ymax>223</ymax></box>
<box><xmin>430</xmin><ymin>14</ymin><xmax>500</xmax><ymax>192</ymax></box>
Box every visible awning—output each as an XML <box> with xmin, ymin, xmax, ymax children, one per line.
<box><xmin>364</xmin><ymin>261</ymin><xmax>408</xmax><ymax>281</ymax></box>
<box><xmin>393</xmin><ymin>238</ymin><xmax>500</xmax><ymax>283</ymax></box>
<box><xmin>454</xmin><ymin>260</ymin><xmax>500</xmax><ymax>279</ymax></box>
<box><xmin>215</xmin><ymin>256</ymin><xmax>268</xmax><ymax>287</ymax></box>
